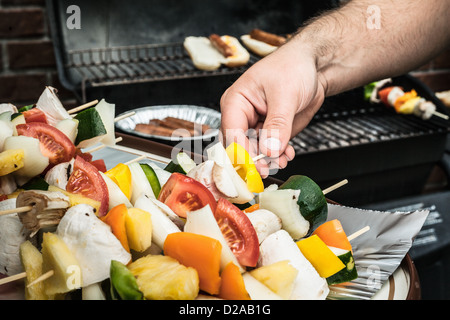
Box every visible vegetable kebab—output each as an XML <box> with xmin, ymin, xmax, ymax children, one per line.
<box><xmin>365</xmin><ymin>78</ymin><xmax>449</xmax><ymax>120</ymax></box>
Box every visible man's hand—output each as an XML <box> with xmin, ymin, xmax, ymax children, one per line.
<box><xmin>220</xmin><ymin>40</ymin><xmax>326</xmax><ymax>177</ymax></box>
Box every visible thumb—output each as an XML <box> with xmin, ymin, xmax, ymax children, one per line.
<box><xmin>259</xmin><ymin>108</ymin><xmax>295</xmax><ymax>158</ymax></box>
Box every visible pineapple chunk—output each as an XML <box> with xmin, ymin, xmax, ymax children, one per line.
<box><xmin>19</xmin><ymin>241</ymin><xmax>53</xmax><ymax>300</ymax></box>
<box><xmin>41</xmin><ymin>232</ymin><xmax>82</xmax><ymax>296</ymax></box>
<box><xmin>249</xmin><ymin>260</ymin><xmax>298</xmax><ymax>299</ymax></box>
<box><xmin>128</xmin><ymin>255</ymin><xmax>199</xmax><ymax>300</ymax></box>
<box><xmin>48</xmin><ymin>185</ymin><xmax>101</xmax><ymax>214</ymax></box>
<box><xmin>0</xmin><ymin>149</ymin><xmax>24</xmax><ymax>176</ymax></box>
<box><xmin>125</xmin><ymin>208</ymin><xmax>152</xmax><ymax>252</ymax></box>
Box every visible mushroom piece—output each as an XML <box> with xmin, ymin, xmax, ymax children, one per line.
<box><xmin>16</xmin><ymin>190</ymin><xmax>71</xmax><ymax>236</ymax></box>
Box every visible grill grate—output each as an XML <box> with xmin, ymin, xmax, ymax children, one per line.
<box><xmin>65</xmin><ymin>42</ymin><xmax>260</xmax><ymax>88</ymax></box>
<box><xmin>291</xmin><ymin>107</ymin><xmax>448</xmax><ymax>154</ymax></box>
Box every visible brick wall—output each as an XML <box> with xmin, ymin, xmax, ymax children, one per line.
<box><xmin>0</xmin><ymin>1</ymin><xmax>449</xmax><ymax>110</ymax></box>
<box><xmin>411</xmin><ymin>48</ymin><xmax>450</xmax><ymax>95</ymax></box>
<box><xmin>0</xmin><ymin>0</ymin><xmax>77</xmax><ymax>109</ymax></box>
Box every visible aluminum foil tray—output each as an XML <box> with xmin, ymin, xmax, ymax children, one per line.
<box><xmin>115</xmin><ymin>105</ymin><xmax>221</xmax><ymax>141</ymax></box>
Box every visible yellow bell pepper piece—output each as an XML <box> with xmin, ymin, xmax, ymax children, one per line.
<box><xmin>105</xmin><ymin>163</ymin><xmax>132</xmax><ymax>200</ymax></box>
<box><xmin>393</xmin><ymin>90</ymin><xmax>418</xmax><ymax>112</ymax></box>
<box><xmin>296</xmin><ymin>235</ymin><xmax>345</xmax><ymax>278</ymax></box>
<box><xmin>397</xmin><ymin>97</ymin><xmax>422</xmax><ymax>114</ymax></box>
<box><xmin>226</xmin><ymin>142</ymin><xmax>264</xmax><ymax>193</ymax></box>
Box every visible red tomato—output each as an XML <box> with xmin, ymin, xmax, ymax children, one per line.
<box><xmin>16</xmin><ymin>122</ymin><xmax>75</xmax><ymax>167</ymax></box>
<box><xmin>66</xmin><ymin>156</ymin><xmax>109</xmax><ymax>217</ymax></box>
<box><xmin>90</xmin><ymin>159</ymin><xmax>107</xmax><ymax>173</ymax></box>
<box><xmin>75</xmin><ymin>148</ymin><xmax>93</xmax><ymax>162</ymax></box>
<box><xmin>22</xmin><ymin>108</ymin><xmax>48</xmax><ymax>123</ymax></box>
<box><xmin>158</xmin><ymin>172</ymin><xmax>217</xmax><ymax>218</ymax></box>
<box><xmin>378</xmin><ymin>87</ymin><xmax>393</xmax><ymax>106</ymax></box>
<box><xmin>214</xmin><ymin>198</ymin><xmax>259</xmax><ymax>267</ymax></box>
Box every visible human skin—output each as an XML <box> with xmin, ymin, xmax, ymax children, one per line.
<box><xmin>220</xmin><ymin>0</ymin><xmax>450</xmax><ymax>177</ymax></box>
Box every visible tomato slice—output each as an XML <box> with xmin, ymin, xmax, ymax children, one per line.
<box><xmin>75</xmin><ymin>148</ymin><xmax>93</xmax><ymax>162</ymax></box>
<box><xmin>16</xmin><ymin>122</ymin><xmax>75</xmax><ymax>167</ymax></box>
<box><xmin>23</xmin><ymin>108</ymin><xmax>48</xmax><ymax>123</ymax></box>
<box><xmin>89</xmin><ymin>159</ymin><xmax>107</xmax><ymax>173</ymax></box>
<box><xmin>66</xmin><ymin>156</ymin><xmax>109</xmax><ymax>217</ymax></box>
<box><xmin>214</xmin><ymin>198</ymin><xmax>259</xmax><ymax>267</ymax></box>
<box><xmin>158</xmin><ymin>172</ymin><xmax>217</xmax><ymax>218</ymax></box>
<box><xmin>378</xmin><ymin>87</ymin><xmax>393</xmax><ymax>106</ymax></box>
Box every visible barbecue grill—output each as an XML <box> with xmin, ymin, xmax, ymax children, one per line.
<box><xmin>47</xmin><ymin>0</ymin><xmax>450</xmax><ymax>207</ymax></box>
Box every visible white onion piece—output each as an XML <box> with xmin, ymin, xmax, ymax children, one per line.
<box><xmin>3</xmin><ymin>136</ymin><xmax>49</xmax><ymax>183</ymax></box>
<box><xmin>95</xmin><ymin>99</ymin><xmax>116</xmax><ymax>146</ymax></box>
<box><xmin>36</xmin><ymin>86</ymin><xmax>71</xmax><ymax>126</ymax></box>
<box><xmin>55</xmin><ymin>118</ymin><xmax>79</xmax><ymax>144</ymax></box>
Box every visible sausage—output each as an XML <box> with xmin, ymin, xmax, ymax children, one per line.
<box><xmin>135</xmin><ymin>117</ymin><xmax>210</xmax><ymax>137</ymax></box>
<box><xmin>149</xmin><ymin>119</ymin><xmax>197</xmax><ymax>136</ymax></box>
<box><xmin>249</xmin><ymin>29</ymin><xmax>286</xmax><ymax>47</ymax></box>
<box><xmin>164</xmin><ymin>117</ymin><xmax>210</xmax><ymax>134</ymax></box>
<box><xmin>135</xmin><ymin>123</ymin><xmax>184</xmax><ymax>137</ymax></box>
<box><xmin>209</xmin><ymin>34</ymin><xmax>234</xmax><ymax>57</ymax></box>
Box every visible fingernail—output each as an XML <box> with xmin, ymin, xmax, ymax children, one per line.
<box><xmin>263</xmin><ymin>137</ymin><xmax>281</xmax><ymax>151</ymax></box>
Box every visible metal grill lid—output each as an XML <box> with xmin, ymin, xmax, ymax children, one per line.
<box><xmin>47</xmin><ymin>0</ymin><xmax>338</xmax><ymax>91</ymax></box>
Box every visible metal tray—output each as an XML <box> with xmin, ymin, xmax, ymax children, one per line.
<box><xmin>115</xmin><ymin>104</ymin><xmax>221</xmax><ymax>142</ymax></box>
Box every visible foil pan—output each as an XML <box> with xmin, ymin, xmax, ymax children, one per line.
<box><xmin>115</xmin><ymin>105</ymin><xmax>221</xmax><ymax>141</ymax></box>
<box><xmin>325</xmin><ymin>204</ymin><xmax>429</xmax><ymax>300</ymax></box>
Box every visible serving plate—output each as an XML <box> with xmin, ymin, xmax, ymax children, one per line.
<box><xmin>115</xmin><ymin>105</ymin><xmax>221</xmax><ymax>142</ymax></box>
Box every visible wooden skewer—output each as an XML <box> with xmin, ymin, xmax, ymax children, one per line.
<box><xmin>26</xmin><ymin>270</ymin><xmax>54</xmax><ymax>288</ymax></box>
<box><xmin>68</xmin><ymin>100</ymin><xmax>99</xmax><ymax>115</ymax></box>
<box><xmin>234</xmin><ymin>154</ymin><xmax>266</xmax><ymax>171</ymax></box>
<box><xmin>0</xmin><ymin>269</ymin><xmax>55</xmax><ymax>288</ymax></box>
<box><xmin>114</xmin><ymin>111</ymin><xmax>136</xmax><ymax>122</ymax></box>
<box><xmin>0</xmin><ymin>205</ymin><xmax>33</xmax><ymax>217</ymax></box>
<box><xmin>347</xmin><ymin>226</ymin><xmax>370</xmax><ymax>242</ymax></box>
<box><xmin>83</xmin><ymin>137</ymin><xmax>123</xmax><ymax>154</ymax></box>
<box><xmin>124</xmin><ymin>155</ymin><xmax>146</xmax><ymax>166</ymax></box>
<box><xmin>433</xmin><ymin>111</ymin><xmax>449</xmax><ymax>120</ymax></box>
<box><xmin>322</xmin><ymin>179</ymin><xmax>349</xmax><ymax>195</ymax></box>
<box><xmin>0</xmin><ymin>272</ymin><xmax>27</xmax><ymax>286</ymax></box>
<box><xmin>234</xmin><ymin>154</ymin><xmax>349</xmax><ymax>195</ymax></box>
<box><xmin>252</xmin><ymin>154</ymin><xmax>266</xmax><ymax>162</ymax></box>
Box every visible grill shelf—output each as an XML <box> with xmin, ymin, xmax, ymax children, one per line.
<box><xmin>65</xmin><ymin>43</ymin><xmax>260</xmax><ymax>88</ymax></box>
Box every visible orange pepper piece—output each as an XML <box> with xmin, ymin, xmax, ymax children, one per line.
<box><xmin>243</xmin><ymin>203</ymin><xmax>259</xmax><ymax>213</ymax></box>
<box><xmin>163</xmin><ymin>232</ymin><xmax>222</xmax><ymax>295</ymax></box>
<box><xmin>393</xmin><ymin>90</ymin><xmax>418</xmax><ymax>112</ymax></box>
<box><xmin>218</xmin><ymin>262</ymin><xmax>250</xmax><ymax>300</ymax></box>
<box><xmin>100</xmin><ymin>203</ymin><xmax>130</xmax><ymax>252</ymax></box>
<box><xmin>312</xmin><ymin>219</ymin><xmax>352</xmax><ymax>252</ymax></box>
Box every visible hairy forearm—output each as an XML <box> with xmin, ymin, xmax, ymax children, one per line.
<box><xmin>292</xmin><ymin>0</ymin><xmax>450</xmax><ymax>97</ymax></box>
